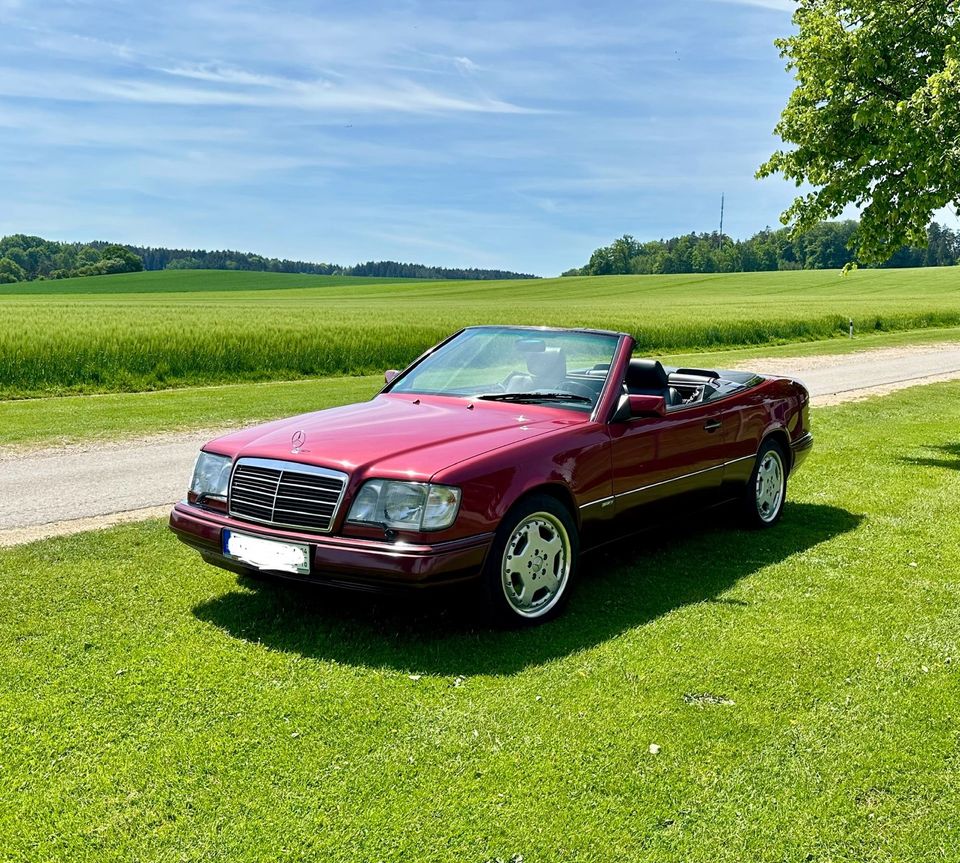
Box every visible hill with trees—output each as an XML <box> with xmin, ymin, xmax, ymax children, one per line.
<box><xmin>0</xmin><ymin>235</ymin><xmax>537</xmax><ymax>284</ymax></box>
<box><xmin>565</xmin><ymin>221</ymin><xmax>960</xmax><ymax>276</ymax></box>
<box><xmin>0</xmin><ymin>237</ymin><xmax>144</xmax><ymax>283</ymax></box>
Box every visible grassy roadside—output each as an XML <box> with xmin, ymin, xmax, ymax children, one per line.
<box><xmin>2</xmin><ymin>326</ymin><xmax>958</xmax><ymax>450</ymax></box>
<box><xmin>1</xmin><ymin>383</ymin><xmax>958</xmax><ymax>861</ymax></box>
<box><xmin>0</xmin><ymin>374</ymin><xmax>382</xmax><ymax>449</ymax></box>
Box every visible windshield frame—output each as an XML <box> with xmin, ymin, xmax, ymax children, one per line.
<box><xmin>381</xmin><ymin>325</ymin><xmax>627</xmax><ymax>420</ymax></box>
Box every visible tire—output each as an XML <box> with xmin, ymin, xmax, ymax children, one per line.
<box><xmin>481</xmin><ymin>493</ymin><xmax>579</xmax><ymax>627</ymax></box>
<box><xmin>741</xmin><ymin>438</ymin><xmax>788</xmax><ymax>528</ymax></box>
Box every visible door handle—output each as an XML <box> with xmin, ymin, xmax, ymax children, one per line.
<box><xmin>704</xmin><ymin>419</ymin><xmax>722</xmax><ymax>433</ymax></box>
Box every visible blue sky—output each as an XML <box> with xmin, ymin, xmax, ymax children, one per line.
<box><xmin>0</xmin><ymin>0</ymin><xmax>799</xmax><ymax>275</ymax></box>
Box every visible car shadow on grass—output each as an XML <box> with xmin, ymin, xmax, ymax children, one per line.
<box><xmin>192</xmin><ymin>501</ymin><xmax>861</xmax><ymax>677</ymax></box>
<box><xmin>900</xmin><ymin>442</ymin><xmax>960</xmax><ymax>471</ymax></box>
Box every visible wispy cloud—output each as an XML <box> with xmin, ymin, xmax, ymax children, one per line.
<box><xmin>156</xmin><ymin>62</ymin><xmax>308</xmax><ymax>88</ymax></box>
<box><xmin>0</xmin><ymin>65</ymin><xmax>541</xmax><ymax>114</ymax></box>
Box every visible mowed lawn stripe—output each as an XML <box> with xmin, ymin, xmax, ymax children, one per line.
<box><xmin>1</xmin><ymin>383</ymin><xmax>958</xmax><ymax>861</ymax></box>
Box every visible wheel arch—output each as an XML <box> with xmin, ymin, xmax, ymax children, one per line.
<box><xmin>504</xmin><ymin>482</ymin><xmax>580</xmax><ymax>529</ymax></box>
<box><xmin>761</xmin><ymin>427</ymin><xmax>792</xmax><ymax>475</ymax></box>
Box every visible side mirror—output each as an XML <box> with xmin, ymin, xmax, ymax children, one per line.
<box><xmin>629</xmin><ymin>394</ymin><xmax>666</xmax><ymax>417</ymax></box>
<box><xmin>384</xmin><ymin>369</ymin><xmax>399</xmax><ymax>384</ymax></box>
<box><xmin>613</xmin><ymin>393</ymin><xmax>667</xmax><ymax>422</ymax></box>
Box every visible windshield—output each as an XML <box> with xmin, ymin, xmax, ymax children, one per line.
<box><xmin>389</xmin><ymin>327</ymin><xmax>620</xmax><ymax>412</ymax></box>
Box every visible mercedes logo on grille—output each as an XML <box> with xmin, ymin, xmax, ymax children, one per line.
<box><xmin>291</xmin><ymin>430</ymin><xmax>306</xmax><ymax>453</ymax></box>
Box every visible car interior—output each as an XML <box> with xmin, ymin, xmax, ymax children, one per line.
<box><xmin>567</xmin><ymin>358</ymin><xmax>762</xmax><ymax>411</ymax></box>
<box><xmin>502</xmin><ymin>341</ymin><xmax>763</xmax><ymax>411</ymax></box>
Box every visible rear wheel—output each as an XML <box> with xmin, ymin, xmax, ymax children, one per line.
<box><xmin>482</xmin><ymin>494</ymin><xmax>579</xmax><ymax>626</ymax></box>
<box><xmin>742</xmin><ymin>439</ymin><xmax>787</xmax><ymax>528</ymax></box>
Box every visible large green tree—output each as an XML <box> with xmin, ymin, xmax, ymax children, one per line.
<box><xmin>758</xmin><ymin>1</ymin><xmax>960</xmax><ymax>265</ymax></box>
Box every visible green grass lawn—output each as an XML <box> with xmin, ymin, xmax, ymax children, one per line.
<box><xmin>2</xmin><ymin>384</ymin><xmax>959</xmax><ymax>861</ymax></box>
<box><xmin>3</xmin><ymin>325</ymin><xmax>958</xmax><ymax>450</ymax></box>
<box><xmin>3</xmin><ymin>266</ymin><xmax>960</xmax><ymax>397</ymax></box>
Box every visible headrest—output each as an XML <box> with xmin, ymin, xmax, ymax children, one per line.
<box><xmin>526</xmin><ymin>347</ymin><xmax>566</xmax><ymax>381</ymax></box>
<box><xmin>626</xmin><ymin>359</ymin><xmax>669</xmax><ymax>390</ymax></box>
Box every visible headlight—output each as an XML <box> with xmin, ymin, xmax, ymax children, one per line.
<box><xmin>190</xmin><ymin>451</ymin><xmax>232</xmax><ymax>501</ymax></box>
<box><xmin>346</xmin><ymin>480</ymin><xmax>461</xmax><ymax>531</ymax></box>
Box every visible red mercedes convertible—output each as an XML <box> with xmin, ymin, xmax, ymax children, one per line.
<box><xmin>170</xmin><ymin>326</ymin><xmax>812</xmax><ymax>625</ymax></box>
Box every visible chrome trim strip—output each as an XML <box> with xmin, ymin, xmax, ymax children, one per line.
<box><xmin>236</xmin><ymin>457</ymin><xmax>348</xmax><ymax>479</ymax></box>
<box><xmin>582</xmin><ymin>450</ymin><xmax>761</xmax><ymax>508</ymax></box>
<box><xmin>615</xmin><ymin>462</ymin><xmax>726</xmax><ymax>500</ymax></box>
<box><xmin>591</xmin><ymin>333</ymin><xmax>631</xmax><ymax>424</ymax></box>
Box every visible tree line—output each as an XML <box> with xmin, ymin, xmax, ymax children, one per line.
<box><xmin>565</xmin><ymin>221</ymin><xmax>960</xmax><ymax>276</ymax></box>
<box><xmin>0</xmin><ymin>234</ymin><xmax>537</xmax><ymax>283</ymax></box>
<box><xmin>346</xmin><ymin>260</ymin><xmax>535</xmax><ymax>280</ymax></box>
<box><xmin>137</xmin><ymin>246</ymin><xmax>538</xmax><ymax>279</ymax></box>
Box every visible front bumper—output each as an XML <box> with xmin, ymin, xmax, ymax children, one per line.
<box><xmin>169</xmin><ymin>502</ymin><xmax>494</xmax><ymax>591</ymax></box>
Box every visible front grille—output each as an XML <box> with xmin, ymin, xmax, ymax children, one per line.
<box><xmin>229</xmin><ymin>458</ymin><xmax>348</xmax><ymax>534</ymax></box>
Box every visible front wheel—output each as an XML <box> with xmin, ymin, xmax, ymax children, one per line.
<box><xmin>741</xmin><ymin>439</ymin><xmax>787</xmax><ymax>528</ymax></box>
<box><xmin>482</xmin><ymin>494</ymin><xmax>579</xmax><ymax>626</ymax></box>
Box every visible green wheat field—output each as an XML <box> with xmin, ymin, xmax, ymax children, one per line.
<box><xmin>3</xmin><ymin>266</ymin><xmax>960</xmax><ymax>398</ymax></box>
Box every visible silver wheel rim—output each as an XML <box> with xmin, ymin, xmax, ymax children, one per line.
<box><xmin>755</xmin><ymin>449</ymin><xmax>784</xmax><ymax>523</ymax></box>
<box><xmin>501</xmin><ymin>511</ymin><xmax>571</xmax><ymax>618</ymax></box>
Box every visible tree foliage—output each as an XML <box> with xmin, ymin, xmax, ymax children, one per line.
<box><xmin>759</xmin><ymin>0</ymin><xmax>960</xmax><ymax>264</ymax></box>
<box><xmin>566</xmin><ymin>220</ymin><xmax>960</xmax><ymax>276</ymax></box>
<box><xmin>0</xmin><ymin>235</ymin><xmax>144</xmax><ymax>282</ymax></box>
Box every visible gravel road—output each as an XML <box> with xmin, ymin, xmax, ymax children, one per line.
<box><xmin>733</xmin><ymin>341</ymin><xmax>960</xmax><ymax>405</ymax></box>
<box><xmin>3</xmin><ymin>341</ymin><xmax>959</xmax><ymax>546</ymax></box>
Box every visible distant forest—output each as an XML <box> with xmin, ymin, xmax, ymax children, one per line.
<box><xmin>0</xmin><ymin>235</ymin><xmax>537</xmax><ymax>283</ymax></box>
<box><xmin>565</xmin><ymin>220</ymin><xmax>960</xmax><ymax>276</ymax></box>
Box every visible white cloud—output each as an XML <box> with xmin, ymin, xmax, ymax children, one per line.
<box><xmin>453</xmin><ymin>56</ymin><xmax>479</xmax><ymax>75</ymax></box>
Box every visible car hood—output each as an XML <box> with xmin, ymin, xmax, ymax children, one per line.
<box><xmin>206</xmin><ymin>393</ymin><xmax>585</xmax><ymax>482</ymax></box>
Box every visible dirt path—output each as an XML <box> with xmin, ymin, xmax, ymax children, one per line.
<box><xmin>735</xmin><ymin>342</ymin><xmax>960</xmax><ymax>406</ymax></box>
<box><xmin>3</xmin><ymin>341</ymin><xmax>960</xmax><ymax>547</ymax></box>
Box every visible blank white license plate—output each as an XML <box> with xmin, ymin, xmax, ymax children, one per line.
<box><xmin>222</xmin><ymin>530</ymin><xmax>310</xmax><ymax>575</ymax></box>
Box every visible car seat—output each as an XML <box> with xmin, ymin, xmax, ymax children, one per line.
<box><xmin>625</xmin><ymin>359</ymin><xmax>681</xmax><ymax>406</ymax></box>
<box><xmin>505</xmin><ymin>347</ymin><xmax>567</xmax><ymax>392</ymax></box>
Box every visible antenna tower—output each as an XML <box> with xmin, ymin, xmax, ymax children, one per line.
<box><xmin>718</xmin><ymin>194</ymin><xmax>725</xmax><ymax>247</ymax></box>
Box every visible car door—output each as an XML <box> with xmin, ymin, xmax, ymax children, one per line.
<box><xmin>608</xmin><ymin>399</ymin><xmax>728</xmax><ymax>517</ymax></box>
